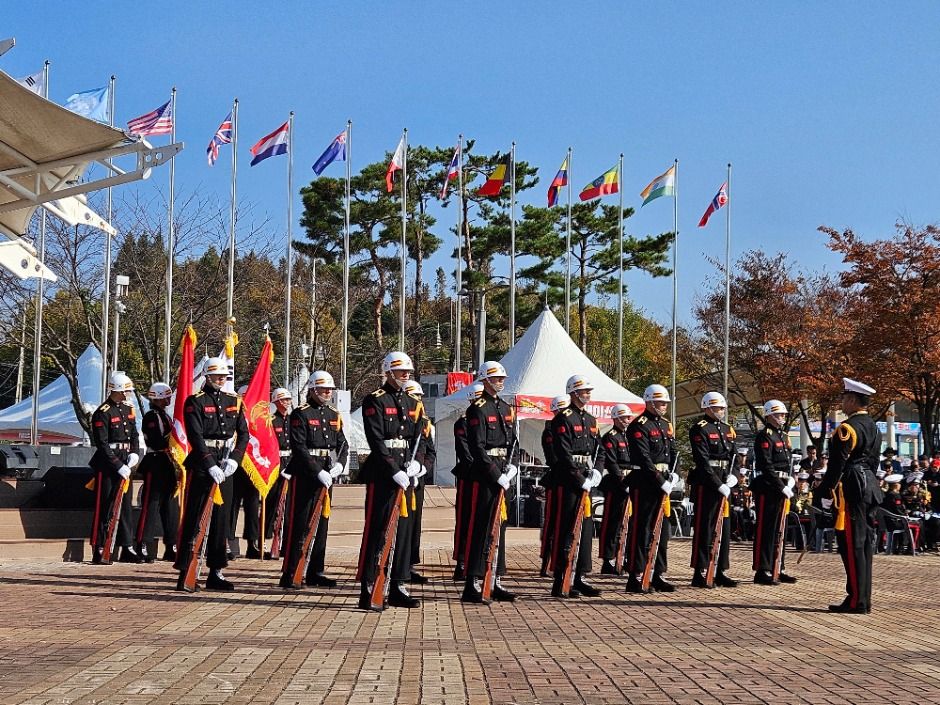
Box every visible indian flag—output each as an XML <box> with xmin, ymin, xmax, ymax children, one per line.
<box><xmin>640</xmin><ymin>164</ymin><xmax>676</xmax><ymax>206</ymax></box>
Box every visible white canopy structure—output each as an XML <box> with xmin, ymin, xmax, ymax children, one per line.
<box><xmin>433</xmin><ymin>307</ymin><xmax>646</xmax><ymax>485</ymax></box>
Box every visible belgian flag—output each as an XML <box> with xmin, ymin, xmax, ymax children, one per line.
<box><xmin>477</xmin><ymin>154</ymin><xmax>511</xmax><ymax>196</ymax></box>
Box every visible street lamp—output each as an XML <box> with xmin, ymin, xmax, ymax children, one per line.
<box><xmin>112</xmin><ymin>275</ymin><xmax>129</xmax><ymax>370</ymax></box>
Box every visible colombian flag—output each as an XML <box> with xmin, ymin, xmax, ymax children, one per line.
<box><xmin>579</xmin><ymin>164</ymin><xmax>619</xmax><ymax>201</ymax></box>
<box><xmin>547</xmin><ymin>156</ymin><xmax>569</xmax><ymax>207</ymax></box>
<box><xmin>477</xmin><ymin>154</ymin><xmax>511</xmax><ymax>196</ymax></box>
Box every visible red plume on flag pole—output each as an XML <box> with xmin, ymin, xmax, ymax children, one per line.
<box><xmin>240</xmin><ymin>337</ymin><xmax>281</xmax><ymax>498</ymax></box>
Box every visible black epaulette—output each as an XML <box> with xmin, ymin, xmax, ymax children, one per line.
<box><xmin>326</xmin><ymin>404</ymin><xmax>337</xmax><ymax>412</ymax></box>
<box><xmin>100</xmin><ymin>403</ymin><xmax>110</xmax><ymax>412</ymax></box>
<box><xmin>298</xmin><ymin>403</ymin><xmax>310</xmax><ymax>410</ymax></box>
<box><xmin>696</xmin><ymin>419</ymin><xmax>708</xmax><ymax>427</ymax></box>
<box><xmin>372</xmin><ymin>389</ymin><xmax>385</xmax><ymax>398</ymax></box>
<box><xmin>637</xmin><ymin>416</ymin><xmax>647</xmax><ymax>425</ymax></box>
<box><xmin>194</xmin><ymin>391</ymin><xmax>205</xmax><ymax>398</ymax></box>
<box><xmin>562</xmin><ymin>408</ymin><xmax>572</xmax><ymax>416</ymax></box>
<box><xmin>473</xmin><ymin>398</ymin><xmax>486</xmax><ymax>407</ymax></box>
<box><xmin>406</xmin><ymin>392</ymin><xmax>421</xmax><ymax>401</ymax></box>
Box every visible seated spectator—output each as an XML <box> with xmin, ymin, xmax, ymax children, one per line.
<box><xmin>880</xmin><ymin>448</ymin><xmax>902</xmax><ymax>475</ymax></box>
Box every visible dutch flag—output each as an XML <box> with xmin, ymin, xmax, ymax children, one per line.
<box><xmin>250</xmin><ymin>121</ymin><xmax>290</xmax><ymax>167</ymax></box>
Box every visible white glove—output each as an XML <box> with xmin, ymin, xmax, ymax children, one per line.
<box><xmin>281</xmin><ymin>471</ymin><xmax>292</xmax><ymax>480</ymax></box>
<box><xmin>223</xmin><ymin>458</ymin><xmax>238</xmax><ymax>477</ymax></box>
<box><xmin>669</xmin><ymin>472</ymin><xmax>679</xmax><ymax>485</ymax></box>
<box><xmin>497</xmin><ymin>474</ymin><xmax>511</xmax><ymax>491</ymax></box>
<box><xmin>660</xmin><ymin>480</ymin><xmax>674</xmax><ymax>494</ymax></box>
<box><xmin>117</xmin><ymin>465</ymin><xmax>131</xmax><ymax>480</ymax></box>
<box><xmin>821</xmin><ymin>498</ymin><xmax>833</xmax><ymax>510</ymax></box>
<box><xmin>330</xmin><ymin>462</ymin><xmax>345</xmax><ymax>479</ymax></box>
<box><xmin>416</xmin><ymin>464</ymin><xmax>429</xmax><ymax>479</ymax></box>
<box><xmin>786</xmin><ymin>476</ymin><xmax>796</xmax><ymax>489</ymax></box>
<box><xmin>127</xmin><ymin>453</ymin><xmax>140</xmax><ymax>468</ymax></box>
<box><xmin>782</xmin><ymin>486</ymin><xmax>794</xmax><ymax>499</ymax></box>
<box><xmin>208</xmin><ymin>465</ymin><xmax>225</xmax><ymax>484</ymax></box>
<box><xmin>505</xmin><ymin>464</ymin><xmax>519</xmax><ymax>482</ymax></box>
<box><xmin>317</xmin><ymin>469</ymin><xmax>333</xmax><ymax>489</ymax></box>
<box><xmin>726</xmin><ymin>474</ymin><xmax>739</xmax><ymax>488</ymax></box>
<box><xmin>406</xmin><ymin>460</ymin><xmax>422</xmax><ymax>477</ymax></box>
<box><xmin>581</xmin><ymin>479</ymin><xmax>592</xmax><ymax>492</ymax></box>
<box><xmin>392</xmin><ymin>470</ymin><xmax>410</xmax><ymax>489</ymax></box>
<box><xmin>411</xmin><ymin>474</ymin><xmax>419</xmax><ymax>487</ymax></box>
<box><xmin>718</xmin><ymin>483</ymin><xmax>731</xmax><ymax>498</ymax></box>
<box><xmin>589</xmin><ymin>469</ymin><xmax>602</xmax><ymax>488</ymax></box>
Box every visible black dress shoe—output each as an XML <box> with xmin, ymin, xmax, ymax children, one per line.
<box><xmin>715</xmin><ymin>573</ymin><xmax>739</xmax><ymax>588</ymax></box>
<box><xmin>461</xmin><ymin>579</ymin><xmax>490</xmax><ymax>604</ymax></box>
<box><xmin>492</xmin><ymin>579</ymin><xmax>516</xmax><ymax>602</ymax></box>
<box><xmin>306</xmin><ymin>573</ymin><xmax>338</xmax><ymax>588</ymax></box>
<box><xmin>690</xmin><ymin>572</ymin><xmax>713</xmax><ymax>588</ymax></box>
<box><xmin>205</xmin><ymin>571</ymin><xmax>235</xmax><ymax>592</ymax></box>
<box><xmin>778</xmin><ymin>572</ymin><xmax>797</xmax><ymax>584</ymax></box>
<box><xmin>245</xmin><ymin>542</ymin><xmax>261</xmax><ymax>559</ymax></box>
<box><xmin>754</xmin><ymin>571</ymin><xmax>778</xmax><ymax>586</ymax></box>
<box><xmin>409</xmin><ymin>571</ymin><xmax>429</xmax><ymax>584</ymax></box>
<box><xmin>162</xmin><ymin>546</ymin><xmax>177</xmax><ymax>562</ymax></box>
<box><xmin>279</xmin><ymin>574</ymin><xmax>301</xmax><ymax>590</ymax></box>
<box><xmin>387</xmin><ymin>583</ymin><xmax>420</xmax><ymax>608</ymax></box>
<box><xmin>651</xmin><ymin>576</ymin><xmax>676</xmax><ymax>593</ymax></box>
<box><xmin>359</xmin><ymin>585</ymin><xmax>383</xmax><ymax>611</ymax></box>
<box><xmin>828</xmin><ymin>602</ymin><xmax>868</xmax><ymax>614</ymax></box>
<box><xmin>138</xmin><ymin>544</ymin><xmax>155</xmax><ymax>564</ymax></box>
<box><xmin>625</xmin><ymin>576</ymin><xmax>650</xmax><ymax>594</ymax></box>
<box><xmin>119</xmin><ymin>546</ymin><xmax>143</xmax><ymax>564</ymax></box>
<box><xmin>574</xmin><ymin>577</ymin><xmax>601</xmax><ymax>597</ymax></box>
<box><xmin>92</xmin><ymin>548</ymin><xmax>111</xmax><ymax>566</ymax></box>
<box><xmin>453</xmin><ymin>565</ymin><xmax>466</xmax><ymax>582</ymax></box>
<box><xmin>551</xmin><ymin>585</ymin><xmax>581</xmax><ymax>598</ymax></box>
<box><xmin>600</xmin><ymin>560</ymin><xmax>618</xmax><ymax>575</ymax></box>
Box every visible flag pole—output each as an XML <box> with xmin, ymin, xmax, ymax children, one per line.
<box><xmin>284</xmin><ymin>111</ymin><xmax>295</xmax><ymax>385</ymax></box>
<box><xmin>509</xmin><ymin>142</ymin><xmax>516</xmax><ymax>345</ymax></box>
<box><xmin>29</xmin><ymin>59</ymin><xmax>50</xmax><ymax>446</ymax></box>
<box><xmin>670</xmin><ymin>158</ymin><xmax>679</xmax><ymax>430</ymax></box>
<box><xmin>341</xmin><ymin>120</ymin><xmax>351</xmax><ymax>390</ymax></box>
<box><xmin>164</xmin><ymin>86</ymin><xmax>177</xmax><ymax>383</ymax></box>
<box><xmin>455</xmin><ymin>134</ymin><xmax>464</xmax><ymax>372</ymax></box>
<box><xmin>100</xmin><ymin>74</ymin><xmax>116</xmax><ymax>400</ymax></box>
<box><xmin>723</xmin><ymin>162</ymin><xmax>732</xmax><ymax>401</ymax></box>
<box><xmin>226</xmin><ymin>98</ymin><xmax>239</xmax><ymax>337</ymax></box>
<box><xmin>399</xmin><ymin>128</ymin><xmax>408</xmax><ymax>349</ymax></box>
<box><xmin>618</xmin><ymin>153</ymin><xmax>624</xmax><ymax>384</ymax></box>
<box><xmin>565</xmin><ymin>146</ymin><xmax>572</xmax><ymax>334</ymax></box>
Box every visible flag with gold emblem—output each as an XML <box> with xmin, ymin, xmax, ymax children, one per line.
<box><xmin>240</xmin><ymin>337</ymin><xmax>281</xmax><ymax>497</ymax></box>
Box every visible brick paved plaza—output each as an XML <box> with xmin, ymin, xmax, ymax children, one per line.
<box><xmin>0</xmin><ymin>536</ymin><xmax>938</xmax><ymax>705</ymax></box>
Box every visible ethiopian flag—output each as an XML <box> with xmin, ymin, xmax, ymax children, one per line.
<box><xmin>579</xmin><ymin>164</ymin><xmax>619</xmax><ymax>201</ymax></box>
<box><xmin>477</xmin><ymin>154</ymin><xmax>511</xmax><ymax>196</ymax></box>
<box><xmin>640</xmin><ymin>165</ymin><xmax>676</xmax><ymax>205</ymax></box>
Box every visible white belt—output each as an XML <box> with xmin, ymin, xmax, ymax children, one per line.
<box><xmin>108</xmin><ymin>442</ymin><xmax>131</xmax><ymax>450</ymax></box>
<box><xmin>709</xmin><ymin>460</ymin><xmax>730</xmax><ymax>469</ymax></box>
<box><xmin>773</xmin><ymin>471</ymin><xmax>791</xmax><ymax>479</ymax></box>
<box><xmin>204</xmin><ymin>439</ymin><xmax>229</xmax><ymax>449</ymax></box>
<box><xmin>487</xmin><ymin>448</ymin><xmax>507</xmax><ymax>458</ymax></box>
<box><xmin>279</xmin><ymin>451</ymin><xmax>291</xmax><ymax>458</ymax></box>
<box><xmin>384</xmin><ymin>439</ymin><xmax>408</xmax><ymax>449</ymax></box>
<box><xmin>307</xmin><ymin>449</ymin><xmax>332</xmax><ymax>457</ymax></box>
<box><xmin>572</xmin><ymin>454</ymin><xmax>592</xmax><ymax>464</ymax></box>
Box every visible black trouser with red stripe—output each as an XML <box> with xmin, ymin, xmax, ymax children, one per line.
<box><xmin>540</xmin><ymin>481</ymin><xmax>557</xmax><ymax>565</ymax></box>
<box><xmin>690</xmin><ymin>484</ymin><xmax>730</xmax><ymax>572</ymax></box>
<box><xmin>90</xmin><ymin>466</ymin><xmax>134</xmax><ymax>551</ymax></box>
<box><xmin>752</xmin><ymin>491</ymin><xmax>786</xmax><ymax>573</ymax></box>
<box><xmin>626</xmin><ymin>483</ymin><xmax>669</xmax><ymax>577</ymax></box>
<box><xmin>598</xmin><ymin>480</ymin><xmax>629</xmax><ymax>562</ymax></box>
<box><xmin>551</xmin><ymin>486</ymin><xmax>593</xmax><ymax>578</ymax></box>
<box><xmin>356</xmin><ymin>477</ymin><xmax>401</xmax><ymax>586</ymax></box>
<box><xmin>410</xmin><ymin>480</ymin><xmax>425</xmax><ymax>568</ymax></box>
<box><xmin>175</xmin><ymin>468</ymin><xmax>233</xmax><ymax>572</ymax></box>
<box><xmin>465</xmin><ymin>480</ymin><xmax>507</xmax><ymax>579</ymax></box>
<box><xmin>392</xmin><ymin>486</ymin><xmax>416</xmax><ymax>581</ymax></box>
<box><xmin>264</xmin><ymin>475</ymin><xmax>289</xmax><ymax>540</ymax></box>
<box><xmin>135</xmin><ymin>455</ymin><xmax>179</xmax><ymax>546</ymax></box>
<box><xmin>281</xmin><ymin>473</ymin><xmax>327</xmax><ymax>580</ymax></box>
<box><xmin>229</xmin><ymin>469</ymin><xmax>260</xmax><ymax>543</ymax></box>
<box><xmin>837</xmin><ymin>498</ymin><xmax>875</xmax><ymax>610</ymax></box>
<box><xmin>453</xmin><ymin>477</ymin><xmax>474</xmax><ymax>564</ymax></box>
<box><xmin>306</xmin><ymin>486</ymin><xmax>332</xmax><ymax>579</ymax></box>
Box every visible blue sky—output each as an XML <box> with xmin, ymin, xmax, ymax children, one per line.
<box><xmin>4</xmin><ymin>2</ymin><xmax>940</xmax><ymax>328</ymax></box>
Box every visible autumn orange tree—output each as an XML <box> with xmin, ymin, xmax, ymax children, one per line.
<box><xmin>821</xmin><ymin>223</ymin><xmax>940</xmax><ymax>454</ymax></box>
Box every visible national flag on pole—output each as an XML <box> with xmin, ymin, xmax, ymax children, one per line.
<box><xmin>64</xmin><ymin>86</ymin><xmax>110</xmax><ymax>122</ymax></box>
<box><xmin>16</xmin><ymin>69</ymin><xmax>44</xmax><ymax>96</ymax></box>
<box><xmin>126</xmin><ymin>99</ymin><xmax>173</xmax><ymax>136</ymax></box>
<box><xmin>250</xmin><ymin>121</ymin><xmax>290</xmax><ymax>166</ymax></box>
<box><xmin>579</xmin><ymin>164</ymin><xmax>619</xmax><ymax>201</ymax></box>
<box><xmin>439</xmin><ymin>146</ymin><xmax>460</xmax><ymax>199</ymax></box>
<box><xmin>640</xmin><ymin>165</ymin><xmax>677</xmax><ymax>206</ymax></box>
<box><xmin>477</xmin><ymin>154</ymin><xmax>511</xmax><ymax>197</ymax></box>
<box><xmin>698</xmin><ymin>182</ymin><xmax>728</xmax><ymax>228</ymax></box>
<box><xmin>169</xmin><ymin>325</ymin><xmax>197</xmax><ymax>486</ymax></box>
<box><xmin>386</xmin><ymin>134</ymin><xmax>406</xmax><ymax>192</ymax></box>
<box><xmin>207</xmin><ymin>111</ymin><xmax>233</xmax><ymax>167</ymax></box>
<box><xmin>547</xmin><ymin>155</ymin><xmax>569</xmax><ymax>207</ymax></box>
<box><xmin>311</xmin><ymin>131</ymin><xmax>346</xmax><ymax>175</ymax></box>
<box><xmin>240</xmin><ymin>337</ymin><xmax>281</xmax><ymax>497</ymax></box>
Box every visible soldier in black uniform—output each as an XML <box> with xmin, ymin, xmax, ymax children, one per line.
<box><xmin>549</xmin><ymin>374</ymin><xmax>603</xmax><ymax>598</ymax></box>
<box><xmin>539</xmin><ymin>394</ymin><xmax>569</xmax><ymax>578</ymax></box>
<box><xmin>462</xmin><ymin>361</ymin><xmax>519</xmax><ymax>604</ymax></box>
<box><xmin>403</xmin><ymin>380</ymin><xmax>435</xmax><ymax>585</ymax></box>
<box><xmin>279</xmin><ymin>371</ymin><xmax>349</xmax><ymax>589</ymax></box>
<box><xmin>174</xmin><ymin>356</ymin><xmax>249</xmax><ymax>591</ymax></box>
<box><xmin>355</xmin><ymin>352</ymin><xmax>427</xmax><ymax>610</ymax></box>
<box><xmin>688</xmin><ymin>392</ymin><xmax>739</xmax><ymax>588</ymax></box>
<box><xmin>625</xmin><ymin>384</ymin><xmax>678</xmax><ymax>593</ymax></box>
<box><xmin>229</xmin><ymin>384</ymin><xmax>262</xmax><ymax>559</ymax></box>
<box><xmin>818</xmin><ymin>378</ymin><xmax>882</xmax><ymax>613</ymax></box>
<box><xmin>89</xmin><ymin>372</ymin><xmax>141</xmax><ymax>564</ymax></box>
<box><xmin>751</xmin><ymin>399</ymin><xmax>798</xmax><ymax>585</ymax></box>
<box><xmin>598</xmin><ymin>403</ymin><xmax>635</xmax><ymax>575</ymax></box>
<box><xmin>452</xmin><ymin>383</ymin><xmax>483</xmax><ymax>581</ymax></box>
<box><xmin>135</xmin><ymin>382</ymin><xmax>179</xmax><ymax>563</ymax></box>
<box><xmin>265</xmin><ymin>387</ymin><xmax>293</xmax><ymax>554</ymax></box>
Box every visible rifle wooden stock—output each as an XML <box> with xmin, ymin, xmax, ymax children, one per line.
<box><xmin>613</xmin><ymin>495</ymin><xmax>631</xmax><ymax>576</ymax></box>
<box><xmin>771</xmin><ymin>497</ymin><xmax>788</xmax><ymax>581</ymax></box>
<box><xmin>268</xmin><ymin>479</ymin><xmax>290</xmax><ymax>560</ymax></box>
<box><xmin>288</xmin><ymin>486</ymin><xmax>327</xmax><ymax>588</ymax></box>
<box><xmin>370</xmin><ymin>487</ymin><xmax>403</xmax><ymax>610</ymax></box>
<box><xmin>560</xmin><ymin>490</ymin><xmax>587</xmax><ymax>596</ymax></box>
<box><xmin>641</xmin><ymin>494</ymin><xmax>667</xmax><ymax>591</ymax></box>
<box><xmin>102</xmin><ymin>478</ymin><xmax>128</xmax><ymax>562</ymax></box>
<box><xmin>181</xmin><ymin>484</ymin><xmax>216</xmax><ymax>592</ymax></box>
<box><xmin>705</xmin><ymin>497</ymin><xmax>727</xmax><ymax>586</ymax></box>
<box><xmin>481</xmin><ymin>487</ymin><xmax>505</xmax><ymax>601</ymax></box>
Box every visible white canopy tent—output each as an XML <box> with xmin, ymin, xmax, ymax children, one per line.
<box><xmin>433</xmin><ymin>308</ymin><xmax>646</xmax><ymax>486</ymax></box>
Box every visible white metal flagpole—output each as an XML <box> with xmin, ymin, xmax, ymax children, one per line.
<box><xmin>399</xmin><ymin>128</ymin><xmax>408</xmax><ymax>348</ymax></box>
<box><xmin>565</xmin><ymin>146</ymin><xmax>572</xmax><ymax>334</ymax></box>
<box><xmin>163</xmin><ymin>86</ymin><xmax>177</xmax><ymax>383</ymax></box>
<box><xmin>226</xmin><ymin>99</ymin><xmax>239</xmax><ymax>333</ymax></box>
<box><xmin>455</xmin><ymin>134</ymin><xmax>463</xmax><ymax>372</ymax></box>
<box><xmin>509</xmin><ymin>142</ymin><xmax>516</xmax><ymax>345</ymax></box>
<box><xmin>341</xmin><ymin>120</ymin><xmax>351</xmax><ymax>390</ymax></box>
<box><xmin>284</xmin><ymin>112</ymin><xmax>295</xmax><ymax>384</ymax></box>
<box><xmin>618</xmin><ymin>153</ymin><xmax>624</xmax><ymax>384</ymax></box>
<box><xmin>670</xmin><ymin>158</ymin><xmax>679</xmax><ymax>430</ymax></box>
<box><xmin>723</xmin><ymin>162</ymin><xmax>732</xmax><ymax>401</ymax></box>
<box><xmin>100</xmin><ymin>74</ymin><xmax>116</xmax><ymax>399</ymax></box>
<box><xmin>29</xmin><ymin>59</ymin><xmax>50</xmax><ymax>445</ymax></box>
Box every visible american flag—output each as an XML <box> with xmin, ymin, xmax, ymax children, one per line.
<box><xmin>126</xmin><ymin>100</ymin><xmax>173</xmax><ymax>136</ymax></box>
<box><xmin>207</xmin><ymin>112</ymin><xmax>233</xmax><ymax>167</ymax></box>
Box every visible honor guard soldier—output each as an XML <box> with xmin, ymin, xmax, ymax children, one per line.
<box><xmin>548</xmin><ymin>375</ymin><xmax>603</xmax><ymax>598</ymax></box>
<box><xmin>265</xmin><ymin>387</ymin><xmax>293</xmax><ymax>550</ymax></box>
<box><xmin>462</xmin><ymin>361</ymin><xmax>518</xmax><ymax>604</ymax></box>
<box><xmin>818</xmin><ymin>378</ymin><xmax>882</xmax><ymax>613</ymax></box>
<box><xmin>452</xmin><ymin>383</ymin><xmax>484</xmax><ymax>581</ymax></box>
<box><xmin>751</xmin><ymin>399</ymin><xmax>798</xmax><ymax>585</ymax></box>
<box><xmin>402</xmin><ymin>380</ymin><xmax>434</xmax><ymax>584</ymax></box>
<box><xmin>279</xmin><ymin>371</ymin><xmax>348</xmax><ymax>590</ymax></box>
<box><xmin>598</xmin><ymin>403</ymin><xmax>635</xmax><ymax>575</ymax></box>
<box><xmin>89</xmin><ymin>372</ymin><xmax>141</xmax><ymax>564</ymax></box>
<box><xmin>135</xmin><ymin>382</ymin><xmax>179</xmax><ymax>563</ymax></box>
<box><xmin>174</xmin><ymin>357</ymin><xmax>249</xmax><ymax>591</ymax></box>
<box><xmin>539</xmin><ymin>394</ymin><xmax>569</xmax><ymax>578</ymax></box>
<box><xmin>229</xmin><ymin>384</ymin><xmax>261</xmax><ymax>559</ymax></box>
<box><xmin>355</xmin><ymin>352</ymin><xmax>427</xmax><ymax>610</ymax></box>
<box><xmin>625</xmin><ymin>384</ymin><xmax>678</xmax><ymax>594</ymax></box>
<box><xmin>688</xmin><ymin>392</ymin><xmax>739</xmax><ymax>588</ymax></box>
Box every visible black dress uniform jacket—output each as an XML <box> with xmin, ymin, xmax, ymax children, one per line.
<box><xmin>136</xmin><ymin>407</ymin><xmax>178</xmax><ymax>547</ymax></box>
<box><xmin>688</xmin><ymin>414</ymin><xmax>736</xmax><ymax>572</ymax></box>
<box><xmin>752</xmin><ymin>425</ymin><xmax>791</xmax><ymax>496</ymax></box>
<box><xmin>89</xmin><ymin>398</ymin><xmax>140</xmax><ymax>550</ymax></box>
